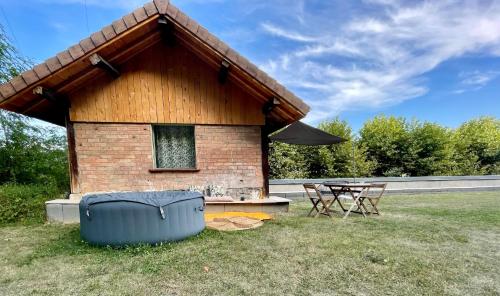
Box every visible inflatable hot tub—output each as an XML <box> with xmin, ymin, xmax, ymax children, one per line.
<box><xmin>79</xmin><ymin>191</ymin><xmax>205</xmax><ymax>246</ymax></box>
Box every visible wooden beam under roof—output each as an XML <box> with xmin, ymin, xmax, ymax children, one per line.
<box><xmin>262</xmin><ymin>97</ymin><xmax>281</xmax><ymax>116</ymax></box>
<box><xmin>218</xmin><ymin>59</ymin><xmax>230</xmax><ymax>84</ymax></box>
<box><xmin>0</xmin><ymin>2</ymin><xmax>309</xmax><ymax>126</ymax></box>
<box><xmin>158</xmin><ymin>15</ymin><xmax>176</xmax><ymax>46</ymax></box>
<box><xmin>89</xmin><ymin>53</ymin><xmax>120</xmax><ymax>77</ymax></box>
<box><xmin>173</xmin><ymin>32</ymin><xmax>297</xmax><ymax>123</ymax></box>
<box><xmin>20</xmin><ymin>98</ymin><xmax>45</xmax><ymax>114</ymax></box>
<box><xmin>33</xmin><ymin>86</ymin><xmax>69</xmax><ymax>108</ymax></box>
<box><xmin>0</xmin><ymin>14</ymin><xmax>160</xmax><ymax>110</ymax></box>
<box><xmin>59</xmin><ymin>32</ymin><xmax>161</xmax><ymax>95</ymax></box>
<box><xmin>170</xmin><ymin>23</ymin><xmax>306</xmax><ymax>123</ymax></box>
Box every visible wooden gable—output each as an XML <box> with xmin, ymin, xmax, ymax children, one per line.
<box><xmin>69</xmin><ymin>42</ymin><xmax>264</xmax><ymax>125</ymax></box>
<box><xmin>0</xmin><ymin>0</ymin><xmax>309</xmax><ymax>127</ymax></box>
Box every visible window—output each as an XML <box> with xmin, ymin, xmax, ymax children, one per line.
<box><xmin>153</xmin><ymin>125</ymin><xmax>196</xmax><ymax>169</ymax></box>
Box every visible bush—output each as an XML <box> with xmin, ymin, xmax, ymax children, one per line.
<box><xmin>0</xmin><ymin>183</ymin><xmax>63</xmax><ymax>225</ymax></box>
<box><xmin>0</xmin><ymin>110</ymin><xmax>69</xmax><ymax>191</ymax></box>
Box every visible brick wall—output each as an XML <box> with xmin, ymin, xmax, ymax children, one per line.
<box><xmin>73</xmin><ymin>123</ymin><xmax>263</xmax><ymax>196</ymax></box>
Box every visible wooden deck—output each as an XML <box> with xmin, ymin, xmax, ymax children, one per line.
<box><xmin>205</xmin><ymin>196</ymin><xmax>291</xmax><ymax>214</ymax></box>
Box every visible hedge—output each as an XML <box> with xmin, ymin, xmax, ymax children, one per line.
<box><xmin>0</xmin><ymin>184</ymin><xmax>63</xmax><ymax>225</ymax></box>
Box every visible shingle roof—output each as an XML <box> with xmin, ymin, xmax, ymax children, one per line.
<box><xmin>0</xmin><ymin>0</ymin><xmax>309</xmax><ymax>123</ymax></box>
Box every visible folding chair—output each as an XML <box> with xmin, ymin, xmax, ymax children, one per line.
<box><xmin>303</xmin><ymin>183</ymin><xmax>335</xmax><ymax>218</ymax></box>
<box><xmin>359</xmin><ymin>183</ymin><xmax>387</xmax><ymax>215</ymax></box>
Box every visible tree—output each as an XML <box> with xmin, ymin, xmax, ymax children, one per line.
<box><xmin>318</xmin><ymin>118</ymin><xmax>374</xmax><ymax>177</ymax></box>
<box><xmin>407</xmin><ymin>122</ymin><xmax>454</xmax><ymax>176</ymax></box>
<box><xmin>269</xmin><ymin>142</ymin><xmax>308</xmax><ymax>179</ymax></box>
<box><xmin>0</xmin><ymin>107</ymin><xmax>69</xmax><ymax>189</ymax></box>
<box><xmin>0</xmin><ymin>24</ymin><xmax>69</xmax><ymax>190</ymax></box>
<box><xmin>298</xmin><ymin>144</ymin><xmax>330</xmax><ymax>178</ymax></box>
<box><xmin>452</xmin><ymin>117</ymin><xmax>500</xmax><ymax>175</ymax></box>
<box><xmin>269</xmin><ymin>140</ymin><xmax>332</xmax><ymax>179</ymax></box>
<box><xmin>359</xmin><ymin>115</ymin><xmax>412</xmax><ymax>176</ymax></box>
<box><xmin>269</xmin><ymin>118</ymin><xmax>374</xmax><ymax>179</ymax></box>
<box><xmin>0</xmin><ymin>25</ymin><xmax>30</xmax><ymax>83</ymax></box>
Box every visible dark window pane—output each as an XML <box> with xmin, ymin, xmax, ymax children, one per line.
<box><xmin>153</xmin><ymin>125</ymin><xmax>196</xmax><ymax>168</ymax></box>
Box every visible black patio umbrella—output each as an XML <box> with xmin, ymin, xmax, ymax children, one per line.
<box><xmin>269</xmin><ymin>121</ymin><xmax>346</xmax><ymax>145</ymax></box>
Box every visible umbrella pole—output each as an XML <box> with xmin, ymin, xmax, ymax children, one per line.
<box><xmin>352</xmin><ymin>141</ymin><xmax>356</xmax><ymax>183</ymax></box>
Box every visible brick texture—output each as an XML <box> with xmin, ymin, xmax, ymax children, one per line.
<box><xmin>73</xmin><ymin>123</ymin><xmax>263</xmax><ymax>196</ymax></box>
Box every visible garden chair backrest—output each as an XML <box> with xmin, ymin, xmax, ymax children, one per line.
<box><xmin>303</xmin><ymin>183</ymin><xmax>323</xmax><ymax>201</ymax></box>
<box><xmin>363</xmin><ymin>183</ymin><xmax>387</xmax><ymax>199</ymax></box>
<box><xmin>303</xmin><ymin>183</ymin><xmax>336</xmax><ymax>218</ymax></box>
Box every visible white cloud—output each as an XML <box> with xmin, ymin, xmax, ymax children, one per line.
<box><xmin>259</xmin><ymin>0</ymin><xmax>500</xmax><ymax>123</ymax></box>
<box><xmin>453</xmin><ymin>70</ymin><xmax>500</xmax><ymax>93</ymax></box>
<box><xmin>347</xmin><ymin>18</ymin><xmax>388</xmax><ymax>33</ymax></box>
<box><xmin>460</xmin><ymin>70</ymin><xmax>499</xmax><ymax>87</ymax></box>
<box><xmin>261</xmin><ymin>22</ymin><xmax>317</xmax><ymax>43</ymax></box>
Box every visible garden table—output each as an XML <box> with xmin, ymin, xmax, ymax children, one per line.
<box><xmin>322</xmin><ymin>182</ymin><xmax>387</xmax><ymax>219</ymax></box>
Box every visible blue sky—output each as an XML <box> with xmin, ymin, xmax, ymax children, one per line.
<box><xmin>1</xmin><ymin>0</ymin><xmax>499</xmax><ymax>132</ymax></box>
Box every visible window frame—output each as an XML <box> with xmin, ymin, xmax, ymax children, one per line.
<box><xmin>150</xmin><ymin>124</ymin><xmax>198</xmax><ymax>172</ymax></box>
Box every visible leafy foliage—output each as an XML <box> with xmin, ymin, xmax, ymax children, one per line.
<box><xmin>270</xmin><ymin>117</ymin><xmax>374</xmax><ymax>179</ymax></box>
<box><xmin>0</xmin><ymin>111</ymin><xmax>69</xmax><ymax>189</ymax></box>
<box><xmin>0</xmin><ymin>23</ymin><xmax>68</xmax><ymax>224</ymax></box>
<box><xmin>452</xmin><ymin>117</ymin><xmax>500</xmax><ymax>175</ymax></box>
<box><xmin>270</xmin><ymin>115</ymin><xmax>499</xmax><ymax>178</ymax></box>
<box><xmin>0</xmin><ymin>26</ymin><xmax>68</xmax><ymax>190</ymax></box>
<box><xmin>269</xmin><ymin>141</ymin><xmax>308</xmax><ymax>179</ymax></box>
<box><xmin>359</xmin><ymin>115</ymin><xmax>412</xmax><ymax>176</ymax></box>
<box><xmin>317</xmin><ymin>118</ymin><xmax>374</xmax><ymax>178</ymax></box>
<box><xmin>408</xmin><ymin>122</ymin><xmax>454</xmax><ymax>176</ymax></box>
<box><xmin>0</xmin><ymin>25</ymin><xmax>30</xmax><ymax>83</ymax></box>
<box><xmin>0</xmin><ymin>183</ymin><xmax>62</xmax><ymax>224</ymax></box>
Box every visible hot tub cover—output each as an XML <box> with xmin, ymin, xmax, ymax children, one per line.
<box><xmin>82</xmin><ymin>190</ymin><xmax>203</xmax><ymax>207</ymax></box>
<box><xmin>81</xmin><ymin>191</ymin><xmax>204</xmax><ymax>219</ymax></box>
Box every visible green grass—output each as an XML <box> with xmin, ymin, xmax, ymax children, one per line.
<box><xmin>1</xmin><ymin>191</ymin><xmax>499</xmax><ymax>295</ymax></box>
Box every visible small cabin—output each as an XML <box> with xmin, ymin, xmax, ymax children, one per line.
<box><xmin>0</xmin><ymin>0</ymin><xmax>309</xmax><ymax>206</ymax></box>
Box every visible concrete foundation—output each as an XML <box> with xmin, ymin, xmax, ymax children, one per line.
<box><xmin>46</xmin><ymin>199</ymin><xmax>80</xmax><ymax>224</ymax></box>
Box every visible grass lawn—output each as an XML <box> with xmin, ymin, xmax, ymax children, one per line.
<box><xmin>1</xmin><ymin>192</ymin><xmax>499</xmax><ymax>295</ymax></box>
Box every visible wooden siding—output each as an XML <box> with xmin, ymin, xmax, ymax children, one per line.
<box><xmin>69</xmin><ymin>42</ymin><xmax>265</xmax><ymax>125</ymax></box>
